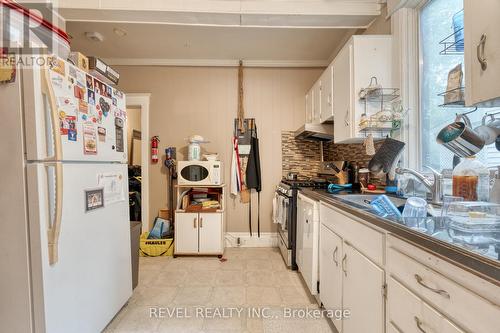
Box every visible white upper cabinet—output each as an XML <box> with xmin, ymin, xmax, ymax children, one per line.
<box><xmin>312</xmin><ymin>80</ymin><xmax>322</xmax><ymax>124</ymax></box>
<box><xmin>305</xmin><ymin>88</ymin><xmax>313</xmax><ymax>124</ymax></box>
<box><xmin>333</xmin><ymin>42</ymin><xmax>353</xmax><ymax>143</ymax></box>
<box><xmin>332</xmin><ymin>35</ymin><xmax>393</xmax><ymax>143</ymax></box>
<box><xmin>320</xmin><ymin>64</ymin><xmax>334</xmax><ymax>123</ymax></box>
<box><xmin>464</xmin><ymin>0</ymin><xmax>500</xmax><ymax>106</ymax></box>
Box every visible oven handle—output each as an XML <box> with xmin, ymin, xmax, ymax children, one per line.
<box><xmin>276</xmin><ymin>191</ymin><xmax>292</xmax><ymax>200</ymax></box>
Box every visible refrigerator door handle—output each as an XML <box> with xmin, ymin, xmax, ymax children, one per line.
<box><xmin>46</xmin><ymin>162</ymin><xmax>63</xmax><ymax>265</ymax></box>
<box><xmin>41</xmin><ymin>64</ymin><xmax>62</xmax><ymax>161</ymax></box>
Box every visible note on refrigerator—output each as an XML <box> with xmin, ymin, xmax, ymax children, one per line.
<box><xmin>97</xmin><ymin>173</ymin><xmax>125</xmax><ymax>205</ymax></box>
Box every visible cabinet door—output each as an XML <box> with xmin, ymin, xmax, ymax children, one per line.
<box><xmin>198</xmin><ymin>213</ymin><xmax>223</xmax><ymax>254</ymax></box>
<box><xmin>312</xmin><ymin>80</ymin><xmax>321</xmax><ymax>124</ymax></box>
<box><xmin>320</xmin><ymin>65</ymin><xmax>334</xmax><ymax>123</ymax></box>
<box><xmin>305</xmin><ymin>90</ymin><xmax>313</xmax><ymax>124</ymax></box>
<box><xmin>388</xmin><ymin>277</ymin><xmax>466</xmax><ymax>333</ymax></box>
<box><xmin>175</xmin><ymin>213</ymin><xmax>199</xmax><ymax>254</ymax></box>
<box><xmin>319</xmin><ymin>224</ymin><xmax>343</xmax><ymax>332</ymax></box>
<box><xmin>465</xmin><ymin>0</ymin><xmax>500</xmax><ymax>106</ymax></box>
<box><xmin>342</xmin><ymin>242</ymin><xmax>384</xmax><ymax>333</ymax></box>
<box><xmin>333</xmin><ymin>42</ymin><xmax>353</xmax><ymax>143</ymax></box>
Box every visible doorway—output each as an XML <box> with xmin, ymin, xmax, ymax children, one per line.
<box><xmin>127</xmin><ymin>106</ymin><xmax>142</xmax><ymax>223</ymax></box>
<box><xmin>126</xmin><ymin>94</ymin><xmax>151</xmax><ymax>232</ymax></box>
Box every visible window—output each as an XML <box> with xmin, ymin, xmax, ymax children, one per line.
<box><xmin>419</xmin><ymin>0</ymin><xmax>500</xmax><ymax>170</ymax></box>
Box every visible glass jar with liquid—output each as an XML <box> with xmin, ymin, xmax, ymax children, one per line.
<box><xmin>452</xmin><ymin>156</ymin><xmax>490</xmax><ymax>201</ymax></box>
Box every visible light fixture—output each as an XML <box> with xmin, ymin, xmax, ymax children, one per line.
<box><xmin>85</xmin><ymin>31</ymin><xmax>104</xmax><ymax>42</ymax></box>
<box><xmin>113</xmin><ymin>28</ymin><xmax>127</xmax><ymax>37</ymax></box>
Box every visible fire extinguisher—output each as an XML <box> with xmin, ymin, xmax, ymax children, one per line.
<box><xmin>151</xmin><ymin>136</ymin><xmax>160</xmax><ymax>163</ymax></box>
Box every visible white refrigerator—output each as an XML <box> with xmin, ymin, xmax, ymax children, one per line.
<box><xmin>0</xmin><ymin>57</ymin><xmax>132</xmax><ymax>333</ymax></box>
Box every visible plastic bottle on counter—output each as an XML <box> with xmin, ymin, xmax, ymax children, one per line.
<box><xmin>452</xmin><ymin>156</ymin><xmax>490</xmax><ymax>201</ymax></box>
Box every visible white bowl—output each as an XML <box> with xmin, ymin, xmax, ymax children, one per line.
<box><xmin>203</xmin><ymin>154</ymin><xmax>218</xmax><ymax>161</ymax></box>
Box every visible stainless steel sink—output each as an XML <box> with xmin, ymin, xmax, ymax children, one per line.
<box><xmin>331</xmin><ymin>194</ymin><xmax>441</xmax><ymax>218</ymax></box>
<box><xmin>332</xmin><ymin>194</ymin><xmax>408</xmax><ymax>209</ymax></box>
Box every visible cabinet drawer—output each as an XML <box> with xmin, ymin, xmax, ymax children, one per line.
<box><xmin>388</xmin><ymin>277</ymin><xmax>465</xmax><ymax>333</ymax></box>
<box><xmin>320</xmin><ymin>203</ymin><xmax>384</xmax><ymax>266</ymax></box>
<box><xmin>387</xmin><ymin>247</ymin><xmax>500</xmax><ymax>333</ymax></box>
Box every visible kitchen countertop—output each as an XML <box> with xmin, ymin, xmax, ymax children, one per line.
<box><xmin>300</xmin><ymin>188</ymin><xmax>500</xmax><ymax>286</ymax></box>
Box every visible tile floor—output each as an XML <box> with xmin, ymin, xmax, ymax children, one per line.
<box><xmin>104</xmin><ymin>247</ymin><xmax>334</xmax><ymax>332</ymax></box>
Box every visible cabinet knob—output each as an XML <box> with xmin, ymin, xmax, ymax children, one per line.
<box><xmin>193</xmin><ymin>218</ymin><xmax>197</xmax><ymax>228</ymax></box>
<box><xmin>344</xmin><ymin>108</ymin><xmax>350</xmax><ymax>127</ymax></box>
<box><xmin>414</xmin><ymin>274</ymin><xmax>450</xmax><ymax>299</ymax></box>
<box><xmin>414</xmin><ymin>316</ymin><xmax>427</xmax><ymax>333</ymax></box>
<box><xmin>200</xmin><ymin>217</ymin><xmax>203</xmax><ymax>228</ymax></box>
<box><xmin>342</xmin><ymin>254</ymin><xmax>347</xmax><ymax>276</ymax></box>
<box><xmin>477</xmin><ymin>34</ymin><xmax>487</xmax><ymax>71</ymax></box>
<box><xmin>333</xmin><ymin>246</ymin><xmax>339</xmax><ymax>266</ymax></box>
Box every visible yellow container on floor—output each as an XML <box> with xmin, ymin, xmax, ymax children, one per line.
<box><xmin>139</xmin><ymin>232</ymin><xmax>174</xmax><ymax>257</ymax></box>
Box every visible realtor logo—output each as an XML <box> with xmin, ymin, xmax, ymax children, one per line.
<box><xmin>1</xmin><ymin>2</ymin><xmax>55</xmax><ymax>55</ymax></box>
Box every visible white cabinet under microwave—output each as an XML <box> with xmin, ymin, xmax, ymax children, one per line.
<box><xmin>177</xmin><ymin>161</ymin><xmax>223</xmax><ymax>186</ymax></box>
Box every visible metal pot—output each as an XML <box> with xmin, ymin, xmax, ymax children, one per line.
<box><xmin>287</xmin><ymin>172</ymin><xmax>298</xmax><ymax>181</ymax></box>
<box><xmin>436</xmin><ymin>121</ymin><xmax>485</xmax><ymax>158</ymax></box>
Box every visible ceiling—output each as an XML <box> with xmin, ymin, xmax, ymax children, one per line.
<box><xmin>60</xmin><ymin>1</ymin><xmax>384</xmax><ymax>66</ymax></box>
<box><xmin>66</xmin><ymin>21</ymin><xmax>353</xmax><ymax>66</ymax></box>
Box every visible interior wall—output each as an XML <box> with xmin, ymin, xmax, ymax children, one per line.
<box><xmin>126</xmin><ymin>107</ymin><xmax>141</xmax><ymax>165</ymax></box>
<box><xmin>328</xmin><ymin>5</ymin><xmax>391</xmax><ymax>61</ymax></box>
<box><xmin>115</xmin><ymin>66</ymin><xmax>322</xmax><ymax>232</ymax></box>
<box><xmin>362</xmin><ymin>5</ymin><xmax>391</xmax><ymax>35</ymax></box>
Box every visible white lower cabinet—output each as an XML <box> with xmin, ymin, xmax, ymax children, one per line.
<box><xmin>175</xmin><ymin>212</ymin><xmax>223</xmax><ymax>255</ymax></box>
<box><xmin>174</xmin><ymin>213</ymin><xmax>199</xmax><ymax>254</ymax></box>
<box><xmin>320</xmin><ymin>224</ymin><xmax>343</xmax><ymax>332</ymax></box>
<box><xmin>342</xmin><ymin>243</ymin><xmax>385</xmax><ymax>333</ymax></box>
<box><xmin>319</xmin><ymin>204</ymin><xmax>385</xmax><ymax>333</ymax></box>
<box><xmin>388</xmin><ymin>277</ymin><xmax>465</xmax><ymax>333</ymax></box>
<box><xmin>314</xmin><ymin>201</ymin><xmax>500</xmax><ymax>333</ymax></box>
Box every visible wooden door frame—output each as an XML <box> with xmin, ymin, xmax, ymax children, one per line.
<box><xmin>126</xmin><ymin>93</ymin><xmax>151</xmax><ymax>232</ymax></box>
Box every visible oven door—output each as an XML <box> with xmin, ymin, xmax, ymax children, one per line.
<box><xmin>276</xmin><ymin>191</ymin><xmax>291</xmax><ymax>248</ymax></box>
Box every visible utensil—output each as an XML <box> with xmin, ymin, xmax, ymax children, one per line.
<box><xmin>439</xmin><ymin>196</ymin><xmax>464</xmax><ymax>229</ymax></box>
<box><xmin>402</xmin><ymin>197</ymin><xmax>428</xmax><ymax>229</ymax></box>
<box><xmin>474</xmin><ymin>114</ymin><xmax>500</xmax><ymax>145</ymax></box>
<box><xmin>436</xmin><ymin>121</ymin><xmax>485</xmax><ymax>158</ymax></box>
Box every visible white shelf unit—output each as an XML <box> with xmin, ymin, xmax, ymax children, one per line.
<box><xmin>174</xmin><ymin>184</ymin><xmax>225</xmax><ymax>257</ymax></box>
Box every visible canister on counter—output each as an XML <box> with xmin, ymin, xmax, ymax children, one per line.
<box><xmin>359</xmin><ymin>168</ymin><xmax>370</xmax><ymax>189</ymax></box>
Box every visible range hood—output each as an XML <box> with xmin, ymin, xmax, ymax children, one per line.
<box><xmin>294</xmin><ymin>123</ymin><xmax>334</xmax><ymax>141</ymax></box>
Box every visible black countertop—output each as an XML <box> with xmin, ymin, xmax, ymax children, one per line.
<box><xmin>300</xmin><ymin>188</ymin><xmax>500</xmax><ymax>286</ymax></box>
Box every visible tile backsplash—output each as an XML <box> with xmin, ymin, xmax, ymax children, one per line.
<box><xmin>323</xmin><ymin>140</ymin><xmax>385</xmax><ymax>168</ymax></box>
<box><xmin>281</xmin><ymin>131</ymin><xmax>322</xmax><ymax>179</ymax></box>
<box><xmin>281</xmin><ymin>131</ymin><xmax>386</xmax><ymax>178</ymax></box>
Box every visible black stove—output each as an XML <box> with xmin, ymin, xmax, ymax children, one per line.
<box><xmin>275</xmin><ymin>178</ymin><xmax>330</xmax><ymax>270</ymax></box>
<box><xmin>281</xmin><ymin>179</ymin><xmax>330</xmax><ymax>189</ymax></box>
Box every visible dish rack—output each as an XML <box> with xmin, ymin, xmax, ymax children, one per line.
<box><xmin>358</xmin><ymin>77</ymin><xmax>401</xmax><ymax>137</ymax></box>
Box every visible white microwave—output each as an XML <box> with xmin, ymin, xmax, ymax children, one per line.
<box><xmin>177</xmin><ymin>161</ymin><xmax>223</xmax><ymax>186</ymax></box>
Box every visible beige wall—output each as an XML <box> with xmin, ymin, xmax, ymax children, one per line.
<box><xmin>116</xmin><ymin>66</ymin><xmax>322</xmax><ymax>232</ymax></box>
<box><xmin>363</xmin><ymin>5</ymin><xmax>391</xmax><ymax>35</ymax></box>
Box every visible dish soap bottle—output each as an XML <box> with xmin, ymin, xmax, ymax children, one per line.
<box><xmin>452</xmin><ymin>156</ymin><xmax>490</xmax><ymax>201</ymax></box>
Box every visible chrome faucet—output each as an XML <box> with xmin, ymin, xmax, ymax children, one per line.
<box><xmin>395</xmin><ymin>166</ymin><xmax>443</xmax><ymax>205</ymax></box>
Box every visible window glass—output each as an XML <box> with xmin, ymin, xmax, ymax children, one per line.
<box><xmin>420</xmin><ymin>0</ymin><xmax>500</xmax><ymax>169</ymax></box>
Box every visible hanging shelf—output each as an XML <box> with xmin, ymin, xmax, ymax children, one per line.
<box><xmin>437</xmin><ymin>87</ymin><xmax>465</xmax><ymax>107</ymax></box>
<box><xmin>439</xmin><ymin>27</ymin><xmax>464</xmax><ymax>55</ymax></box>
